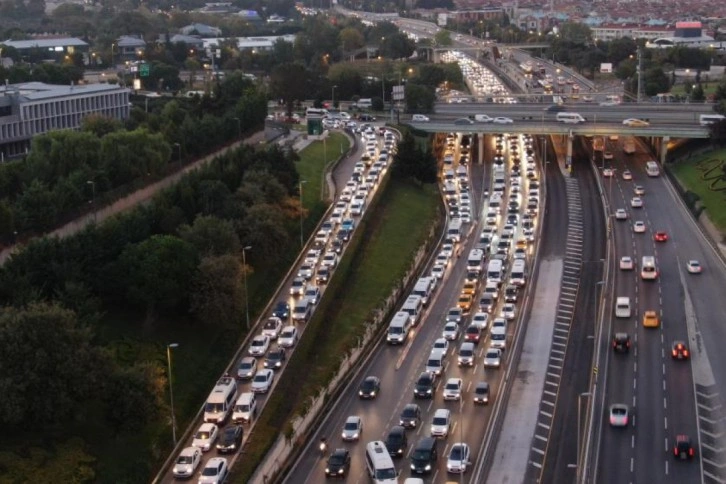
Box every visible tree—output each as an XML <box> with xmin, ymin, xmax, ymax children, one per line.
<box><xmin>339</xmin><ymin>27</ymin><xmax>364</xmax><ymax>53</ymax></box>
<box><xmin>392</xmin><ymin>132</ymin><xmax>437</xmax><ymax>183</ymax></box>
<box><xmin>190</xmin><ymin>254</ymin><xmax>245</xmax><ymax>327</ymax></box>
<box><xmin>14</xmin><ymin>179</ymin><xmax>57</xmax><ymax>232</ymax></box>
<box><xmin>238</xmin><ymin>204</ymin><xmax>289</xmax><ymax>260</ymax></box>
<box><xmin>708</xmin><ymin>119</ymin><xmax>726</xmax><ymax>144</ymax></box>
<box><xmin>557</xmin><ymin>22</ymin><xmax>593</xmax><ymax>44</ymax></box>
<box><xmin>117</xmin><ymin>235</ymin><xmax>198</xmax><ymax>318</ymax></box>
<box><xmin>270</xmin><ymin>63</ymin><xmax>312</xmax><ymax>116</ymax></box>
<box><xmin>81</xmin><ymin>114</ymin><xmax>123</xmax><ymax>137</ymax></box>
<box><xmin>404</xmin><ymin>83</ymin><xmax>435</xmax><ymax>114</ymax></box>
<box><xmin>606</xmin><ymin>37</ymin><xmax>638</xmax><ymax>65</ymax></box>
<box><xmin>692</xmin><ymin>84</ymin><xmax>705</xmax><ymax>102</ymax></box>
<box><xmin>643</xmin><ymin>66</ymin><xmax>670</xmax><ymax>96</ymax></box>
<box><xmin>380</xmin><ymin>32</ymin><xmax>415</xmax><ymax>59</ymax></box>
<box><xmin>178</xmin><ymin>215</ymin><xmax>241</xmax><ymax>257</ymax></box>
<box><xmin>434</xmin><ymin>30</ymin><xmax>452</xmax><ymax>47</ymax></box>
<box><xmin>103</xmin><ymin>361</ymin><xmax>165</xmax><ymax>430</ymax></box>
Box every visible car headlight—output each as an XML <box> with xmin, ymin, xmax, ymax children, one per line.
<box><xmin>325</xmin><ymin>468</ymin><xmax>330</xmax><ymax>473</ymax></box>
<box><xmin>359</xmin><ymin>391</ymin><xmax>363</xmax><ymax>396</ymax></box>
<box><xmin>411</xmin><ymin>464</ymin><xmax>416</xmax><ymax>470</ymax></box>
<box><xmin>338</xmin><ymin>469</ymin><xmax>344</xmax><ymax>474</ymax></box>
<box><xmin>427</xmin><ymin>389</ymin><xmax>432</xmax><ymax>393</ymax></box>
<box><xmin>425</xmin><ymin>464</ymin><xmax>431</xmax><ymax>470</ymax></box>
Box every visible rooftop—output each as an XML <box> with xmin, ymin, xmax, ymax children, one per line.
<box><xmin>0</xmin><ymin>82</ymin><xmax>126</xmax><ymax>102</ymax></box>
<box><xmin>1</xmin><ymin>37</ymin><xmax>88</xmax><ymax>50</ymax></box>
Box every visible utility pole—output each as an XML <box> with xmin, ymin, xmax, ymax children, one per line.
<box><xmin>636</xmin><ymin>47</ymin><xmax>643</xmax><ymax>103</ymax></box>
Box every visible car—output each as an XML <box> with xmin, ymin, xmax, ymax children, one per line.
<box><xmin>216</xmin><ymin>425</ymin><xmax>243</xmax><ymax>454</ymax></box>
<box><xmin>304</xmin><ymin>285</ymin><xmax>321</xmax><ymax>304</ymax></box>
<box><xmin>325</xmin><ymin>448</ymin><xmax>351</xmax><ymax>477</ymax></box>
<box><xmin>620</xmin><ymin>256</ymin><xmax>634</xmax><ymax>270</ymax></box>
<box><xmin>412</xmin><ymin>114</ymin><xmax>430</xmax><ymax>122</ymax></box>
<box><xmin>264</xmin><ymin>347</ymin><xmax>287</xmax><ymax>369</ymax></box>
<box><xmin>433</xmin><ymin>338</ymin><xmax>450</xmax><ymax>357</ymax></box>
<box><xmin>454</xmin><ymin>117</ymin><xmax>474</xmax><ymax>125</ymax></box>
<box><xmin>443</xmin><ymin>378</ymin><xmax>463</xmax><ymax>401</ymax></box>
<box><xmin>290</xmin><ymin>277</ymin><xmax>306</xmax><ymax>296</ymax></box>
<box><xmin>248</xmin><ymin>335</ymin><xmax>271</xmax><ymax>357</ymax></box>
<box><xmin>464</xmin><ymin>325</ymin><xmax>482</xmax><ymax>344</ymax></box>
<box><xmin>672</xmin><ymin>341</ymin><xmax>690</xmax><ymax>360</ymax></box>
<box><xmin>484</xmin><ymin>348</ymin><xmax>502</xmax><ymax>368</ymax></box>
<box><xmin>192</xmin><ymin>423</ymin><xmax>219</xmax><ymax>452</ymax></box>
<box><xmin>631</xmin><ymin>197</ymin><xmax>643</xmax><ymax>208</ymax></box>
<box><xmin>615</xmin><ymin>209</ymin><xmax>628</xmax><ymax>220</ymax></box>
<box><xmin>431</xmin><ymin>408</ymin><xmax>452</xmax><ymax>437</ymax></box>
<box><xmin>272</xmin><ymin>301</ymin><xmax>290</xmax><ymax>319</ymax></box>
<box><xmin>278</xmin><ymin>326</ymin><xmax>298</xmax><ymax>348</ymax></box>
<box><xmin>447</xmin><ymin>442</ymin><xmax>471</xmax><ymax>474</ymax></box>
<box><xmin>457</xmin><ymin>293</ymin><xmax>474</xmax><ymax>313</ymax></box>
<box><xmin>623</xmin><ymin>118</ymin><xmax>650</xmax><ymax>127</ymax></box>
<box><xmin>612</xmin><ymin>332</ymin><xmax>631</xmax><ymax>353</ymax></box>
<box><xmin>654</xmin><ymin>231</ymin><xmax>669</xmax><ymax>242</ymax></box>
<box><xmin>400</xmin><ymin>403</ymin><xmax>422</xmax><ymax>428</ymax></box>
<box><xmin>251</xmin><ymin>369</ymin><xmax>274</xmax><ymax>393</ymax></box>
<box><xmin>431</xmin><ymin>263</ymin><xmax>446</xmax><ymax>280</ymax></box>
<box><xmin>500</xmin><ymin>303</ymin><xmax>516</xmax><ymax>321</ymax></box>
<box><xmin>198</xmin><ymin>457</ymin><xmax>229</xmax><ymax>484</ymax></box>
<box><xmin>474</xmin><ymin>114</ymin><xmax>494</xmax><ymax>122</ymax></box>
<box><xmin>643</xmin><ymin>310</ymin><xmax>660</xmax><ymax>328</ymax></box>
<box><xmin>262</xmin><ymin>317</ymin><xmax>283</xmax><ymax>340</ymax></box>
<box><xmin>341</xmin><ymin>416</ymin><xmax>363</xmax><ymax>441</ymax></box>
<box><xmin>358</xmin><ymin>375</ymin><xmax>381</xmax><ymax>399</ymax></box>
<box><xmin>622</xmin><ymin>170</ymin><xmax>632</xmax><ymax>180</ymax></box>
<box><xmin>609</xmin><ymin>404</ymin><xmax>629</xmax><ymax>427</ymax></box>
<box><xmin>634</xmin><ymin>185</ymin><xmax>645</xmax><ymax>196</ymax></box>
<box><xmin>493</xmin><ymin>117</ymin><xmax>514</xmax><ymax>124</ymax></box>
<box><xmin>633</xmin><ymin>221</ymin><xmax>646</xmax><ymax>233</ymax></box>
<box><xmin>172</xmin><ymin>446</ymin><xmax>202</xmax><ymax>479</ymax></box>
<box><xmin>442</xmin><ymin>322</ymin><xmax>459</xmax><ymax>341</ymax></box>
<box><xmin>603</xmin><ymin>151</ymin><xmax>614</xmax><ymax>160</ymax></box>
<box><xmin>545</xmin><ymin>104</ymin><xmax>566</xmax><ymax>113</ymax></box>
<box><xmin>462</xmin><ymin>281</ymin><xmax>477</xmax><ymax>295</ymax></box>
<box><xmin>473</xmin><ymin>381</ymin><xmax>490</xmax><ymax>405</ymax></box>
<box><xmin>297</xmin><ymin>263</ymin><xmax>314</xmax><ymax>280</ymax></box>
<box><xmin>687</xmin><ymin>260</ymin><xmax>702</xmax><ymax>274</ymax></box>
<box><xmin>472</xmin><ymin>312</ymin><xmax>489</xmax><ymax>330</ymax></box>
<box><xmin>603</xmin><ymin>168</ymin><xmax>614</xmax><ymax>177</ymax></box>
<box><xmin>673</xmin><ymin>435</ymin><xmax>695</xmax><ymax>459</ymax></box>
<box><xmin>236</xmin><ymin>356</ymin><xmax>258</xmax><ymax>380</ymax></box>
<box><xmin>447</xmin><ymin>307</ymin><xmax>463</xmax><ymax>324</ymax></box>
<box><xmin>385</xmin><ymin>426</ymin><xmax>408</xmax><ymax>457</ymax></box>
<box><xmin>414</xmin><ymin>371</ymin><xmax>437</xmax><ymax>399</ymax></box>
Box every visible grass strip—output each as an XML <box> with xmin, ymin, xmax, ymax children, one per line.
<box><xmin>670</xmin><ymin>148</ymin><xmax>726</xmax><ymax>231</ymax></box>
<box><xmin>230</xmin><ymin>176</ymin><xmax>441</xmax><ymax>483</ymax></box>
<box><xmin>297</xmin><ymin>132</ymin><xmax>350</xmax><ymax>208</ymax></box>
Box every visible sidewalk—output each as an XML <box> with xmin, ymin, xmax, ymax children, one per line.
<box><xmin>0</xmin><ymin>131</ymin><xmax>268</xmax><ymax>265</ymax></box>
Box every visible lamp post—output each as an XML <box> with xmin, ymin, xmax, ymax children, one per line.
<box><xmin>233</xmin><ymin>117</ymin><xmax>241</xmax><ymax>140</ymax></box>
<box><xmin>167</xmin><ymin>343</ymin><xmax>179</xmax><ymax>445</ymax></box>
<box><xmin>173</xmin><ymin>142</ymin><xmax>181</xmax><ymax>166</ymax></box>
<box><xmin>331</xmin><ymin>85</ymin><xmax>338</xmax><ymax>109</ymax></box>
<box><xmin>577</xmin><ymin>392</ymin><xmax>592</xmax><ymax>482</ymax></box>
<box><xmin>299</xmin><ymin>180</ymin><xmax>308</xmax><ymax>248</ymax></box>
<box><xmin>242</xmin><ymin>246</ymin><xmax>252</xmax><ymax>330</ymax></box>
<box><xmin>86</xmin><ymin>180</ymin><xmax>96</xmax><ymax>223</ymax></box>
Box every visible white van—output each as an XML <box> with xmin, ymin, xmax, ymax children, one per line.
<box><xmin>356</xmin><ymin>98</ymin><xmax>373</xmax><ymax>108</ymax></box>
<box><xmin>641</xmin><ymin>256</ymin><xmax>658</xmax><ymax>280</ymax></box>
<box><xmin>467</xmin><ymin>249</ymin><xmax>484</xmax><ymax>272</ymax></box>
<box><xmin>615</xmin><ymin>297</ymin><xmax>631</xmax><ymax>318</ymax></box>
<box><xmin>490</xmin><ymin>326</ymin><xmax>507</xmax><ymax>350</ymax></box>
<box><xmin>456</xmin><ymin>165</ymin><xmax>468</xmax><ymax>179</ymax></box>
<box><xmin>510</xmin><ymin>259</ymin><xmax>527</xmax><ymax>286</ymax></box>
<box><xmin>447</xmin><ymin>218</ymin><xmax>463</xmax><ymax>242</ymax></box>
<box><xmin>401</xmin><ymin>295</ymin><xmax>424</xmax><ymax>325</ymax></box>
<box><xmin>556</xmin><ymin>112</ymin><xmax>587</xmax><ymax>124</ymax></box>
<box><xmin>231</xmin><ymin>392</ymin><xmax>257</xmax><ymax>423</ymax></box>
<box><xmin>426</xmin><ymin>348</ymin><xmax>446</xmax><ymax>375</ymax></box>
<box><xmin>412</xmin><ymin>277</ymin><xmax>434</xmax><ymax>306</ymax></box>
<box><xmin>444</xmin><ymin>169</ymin><xmax>455</xmax><ymax>183</ymax></box>
<box><xmin>365</xmin><ymin>441</ymin><xmax>398</xmax><ymax>484</ymax></box>
<box><xmin>700</xmin><ymin>114</ymin><xmax>726</xmax><ymax>126</ymax></box>
<box><xmin>292</xmin><ymin>298</ymin><xmax>313</xmax><ymax>322</ymax></box>
<box><xmin>444</xmin><ymin>181</ymin><xmax>457</xmax><ymax>201</ymax></box>
<box><xmin>487</xmin><ymin>259</ymin><xmax>503</xmax><ymax>283</ymax></box>
<box><xmin>204</xmin><ymin>376</ymin><xmax>238</xmax><ymax>424</ymax></box>
<box><xmin>387</xmin><ymin>311</ymin><xmax>411</xmax><ymax>344</ymax></box>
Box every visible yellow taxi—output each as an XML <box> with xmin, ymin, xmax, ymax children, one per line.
<box><xmin>516</xmin><ymin>238</ymin><xmax>528</xmax><ymax>249</ymax></box>
<box><xmin>643</xmin><ymin>310</ymin><xmax>660</xmax><ymax>328</ymax></box>
<box><xmin>458</xmin><ymin>293</ymin><xmax>474</xmax><ymax>313</ymax></box>
<box><xmin>462</xmin><ymin>281</ymin><xmax>477</xmax><ymax>295</ymax></box>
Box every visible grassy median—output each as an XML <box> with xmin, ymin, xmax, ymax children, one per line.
<box><xmin>671</xmin><ymin>148</ymin><xmax>726</xmax><ymax>231</ymax></box>
<box><xmin>231</xmin><ymin>176</ymin><xmax>441</xmax><ymax>483</ymax></box>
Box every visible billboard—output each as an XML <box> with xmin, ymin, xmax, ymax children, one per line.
<box><xmin>600</xmin><ymin>63</ymin><xmax>613</xmax><ymax>73</ymax></box>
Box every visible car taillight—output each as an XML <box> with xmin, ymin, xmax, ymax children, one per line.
<box><xmin>684</xmin><ymin>350</ymin><xmax>689</xmax><ymax>356</ymax></box>
<box><xmin>689</xmin><ymin>448</ymin><xmax>694</xmax><ymax>456</ymax></box>
<box><xmin>674</xmin><ymin>448</ymin><xmax>678</xmax><ymax>456</ymax></box>
<box><xmin>672</xmin><ymin>350</ymin><xmax>677</xmax><ymax>356</ymax></box>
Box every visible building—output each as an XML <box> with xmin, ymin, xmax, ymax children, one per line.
<box><xmin>591</xmin><ymin>24</ymin><xmax>674</xmax><ymax>41</ymax></box>
<box><xmin>181</xmin><ymin>23</ymin><xmax>223</xmax><ymax>37</ymax></box>
<box><xmin>0</xmin><ymin>82</ymin><xmax>130</xmax><ymax>160</ymax></box>
<box><xmin>115</xmin><ymin>35</ymin><xmax>146</xmax><ymax>61</ymax></box>
<box><xmin>646</xmin><ymin>21</ymin><xmax>719</xmax><ymax>48</ymax></box>
<box><xmin>158</xmin><ymin>34</ymin><xmax>205</xmax><ymax>50</ymax></box>
<box><xmin>202</xmin><ymin>34</ymin><xmax>296</xmax><ymax>54</ymax></box>
<box><xmin>0</xmin><ymin>37</ymin><xmax>88</xmax><ymax>62</ymax></box>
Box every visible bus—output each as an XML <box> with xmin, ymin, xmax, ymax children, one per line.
<box><xmin>700</xmin><ymin>114</ymin><xmax>726</xmax><ymax>126</ymax></box>
<box><xmin>646</xmin><ymin>161</ymin><xmax>660</xmax><ymax>177</ymax></box>
<box><xmin>641</xmin><ymin>256</ymin><xmax>658</xmax><ymax>280</ymax></box>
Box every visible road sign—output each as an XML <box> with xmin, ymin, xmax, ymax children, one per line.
<box><xmin>140</xmin><ymin>63</ymin><xmax>150</xmax><ymax>77</ymax></box>
<box><xmin>392</xmin><ymin>85</ymin><xmax>405</xmax><ymax>101</ymax></box>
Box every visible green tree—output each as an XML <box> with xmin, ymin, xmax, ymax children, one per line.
<box><xmin>557</xmin><ymin>22</ymin><xmax>593</xmax><ymax>44</ymax></box>
<box><xmin>434</xmin><ymin>30</ymin><xmax>452</xmax><ymax>47</ymax></box>
<box><xmin>14</xmin><ymin>179</ymin><xmax>57</xmax><ymax>232</ymax></box>
<box><xmin>692</xmin><ymin>83</ymin><xmax>705</xmax><ymax>102</ymax></box>
<box><xmin>190</xmin><ymin>254</ymin><xmax>245</xmax><ymax>327</ymax></box>
<box><xmin>404</xmin><ymin>83</ymin><xmax>435</xmax><ymax>113</ymax></box>
<box><xmin>643</xmin><ymin>66</ymin><xmax>670</xmax><ymax>96</ymax></box>
<box><xmin>392</xmin><ymin>132</ymin><xmax>437</xmax><ymax>183</ymax></box>
<box><xmin>339</xmin><ymin>27</ymin><xmax>364</xmax><ymax>52</ymax></box>
<box><xmin>178</xmin><ymin>214</ymin><xmax>241</xmax><ymax>257</ymax></box>
<box><xmin>380</xmin><ymin>32</ymin><xmax>415</xmax><ymax>59</ymax></box>
<box><xmin>81</xmin><ymin>114</ymin><xmax>123</xmax><ymax>137</ymax></box>
<box><xmin>103</xmin><ymin>361</ymin><xmax>165</xmax><ymax>430</ymax></box>
<box><xmin>270</xmin><ymin>62</ymin><xmax>312</xmax><ymax>116</ymax></box>
<box><xmin>238</xmin><ymin>204</ymin><xmax>289</xmax><ymax>260</ymax></box>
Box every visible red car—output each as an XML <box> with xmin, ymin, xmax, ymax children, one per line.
<box><xmin>672</xmin><ymin>341</ymin><xmax>690</xmax><ymax>360</ymax></box>
<box><xmin>654</xmin><ymin>231</ymin><xmax>669</xmax><ymax>242</ymax></box>
<box><xmin>673</xmin><ymin>435</ymin><xmax>695</xmax><ymax>460</ymax></box>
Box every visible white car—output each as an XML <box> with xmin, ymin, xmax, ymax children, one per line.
<box><xmin>474</xmin><ymin>114</ymin><xmax>494</xmax><ymax>123</ymax></box>
<box><xmin>687</xmin><ymin>260</ymin><xmax>702</xmax><ymax>274</ymax></box>
<box><xmin>262</xmin><ymin>317</ymin><xmax>283</xmax><ymax>340</ymax></box>
<box><xmin>631</xmin><ymin>197</ymin><xmax>643</xmax><ymax>208</ymax></box>
<box><xmin>430</xmin><ymin>408</ymin><xmax>452</xmax><ymax>437</ymax></box>
<box><xmin>290</xmin><ymin>277</ymin><xmax>305</xmax><ymax>296</ymax></box>
<box><xmin>304</xmin><ymin>285</ymin><xmax>321</xmax><ymax>304</ymax></box>
<box><xmin>341</xmin><ymin>415</ymin><xmax>363</xmax><ymax>441</ymax></box>
<box><xmin>431</xmin><ymin>263</ymin><xmax>446</xmax><ymax>280</ymax></box>
<box><xmin>443</xmin><ymin>322</ymin><xmax>459</xmax><ymax>341</ymax></box>
<box><xmin>322</xmin><ymin>251</ymin><xmax>339</xmax><ymax>268</ymax></box>
<box><xmin>441</xmin><ymin>243</ymin><xmax>455</xmax><ymax>258</ymax></box>
<box><xmin>500</xmin><ymin>303</ymin><xmax>516</xmax><ymax>321</ymax></box>
<box><xmin>484</xmin><ymin>348</ymin><xmax>502</xmax><ymax>368</ymax></box>
<box><xmin>633</xmin><ymin>221</ymin><xmax>646</xmax><ymax>233</ymax></box>
<box><xmin>493</xmin><ymin>117</ymin><xmax>514</xmax><ymax>124</ymax></box>
<box><xmin>251</xmin><ymin>369</ymin><xmax>274</xmax><ymax>393</ymax></box>
<box><xmin>192</xmin><ymin>423</ymin><xmax>219</xmax><ymax>452</ymax></box>
<box><xmin>297</xmin><ymin>263</ymin><xmax>314</xmax><ymax>280</ymax></box>
<box><xmin>634</xmin><ymin>185</ymin><xmax>645</xmax><ymax>196</ymax></box>
<box><xmin>619</xmin><ymin>256</ymin><xmax>634</xmax><ymax>270</ymax></box>
<box><xmin>622</xmin><ymin>170</ymin><xmax>632</xmax><ymax>180</ymax></box>
<box><xmin>615</xmin><ymin>209</ymin><xmax>628</xmax><ymax>220</ymax></box>
<box><xmin>447</xmin><ymin>442</ymin><xmax>471</xmax><ymax>474</ymax></box>
<box><xmin>603</xmin><ymin>151</ymin><xmax>614</xmax><ymax>160</ymax></box>
<box><xmin>433</xmin><ymin>338</ymin><xmax>450</xmax><ymax>357</ymax></box>
<box><xmin>443</xmin><ymin>378</ymin><xmax>463</xmax><ymax>401</ymax></box>
<box><xmin>472</xmin><ymin>312</ymin><xmax>489</xmax><ymax>330</ymax></box>
<box><xmin>278</xmin><ymin>326</ymin><xmax>298</xmax><ymax>348</ymax></box>
<box><xmin>198</xmin><ymin>457</ymin><xmax>229</xmax><ymax>484</ymax></box>
<box><xmin>248</xmin><ymin>335</ymin><xmax>271</xmax><ymax>357</ymax></box>
<box><xmin>172</xmin><ymin>447</ymin><xmax>202</xmax><ymax>479</ymax></box>
<box><xmin>602</xmin><ymin>168</ymin><xmax>614</xmax><ymax>177</ymax></box>
<box><xmin>609</xmin><ymin>404</ymin><xmax>629</xmax><ymax>427</ymax></box>
<box><xmin>304</xmin><ymin>249</ymin><xmax>320</xmax><ymax>266</ymax></box>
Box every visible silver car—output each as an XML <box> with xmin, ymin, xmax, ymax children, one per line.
<box><xmin>341</xmin><ymin>416</ymin><xmax>363</xmax><ymax>441</ymax></box>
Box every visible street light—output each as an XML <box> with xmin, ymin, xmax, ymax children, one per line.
<box><xmin>167</xmin><ymin>343</ymin><xmax>179</xmax><ymax>445</ymax></box>
<box><xmin>233</xmin><ymin>117</ymin><xmax>241</xmax><ymax>140</ymax></box>
<box><xmin>86</xmin><ymin>180</ymin><xmax>96</xmax><ymax>223</ymax></box>
<box><xmin>331</xmin><ymin>85</ymin><xmax>338</xmax><ymax>108</ymax></box>
<box><xmin>242</xmin><ymin>246</ymin><xmax>252</xmax><ymax>330</ymax></box>
<box><xmin>299</xmin><ymin>180</ymin><xmax>308</xmax><ymax>248</ymax></box>
<box><xmin>173</xmin><ymin>142</ymin><xmax>181</xmax><ymax>165</ymax></box>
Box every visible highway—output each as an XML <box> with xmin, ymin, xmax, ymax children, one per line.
<box><xmin>594</xmin><ymin>136</ymin><xmax>726</xmax><ymax>483</ymax></box>
<box><xmin>284</xmin><ymin>132</ymin><xmax>543</xmax><ymax>483</ymax></box>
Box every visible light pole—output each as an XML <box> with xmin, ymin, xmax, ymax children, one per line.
<box><xmin>577</xmin><ymin>392</ymin><xmax>592</xmax><ymax>481</ymax></box>
<box><xmin>233</xmin><ymin>117</ymin><xmax>241</xmax><ymax>140</ymax></box>
<box><xmin>167</xmin><ymin>343</ymin><xmax>179</xmax><ymax>445</ymax></box>
<box><xmin>242</xmin><ymin>246</ymin><xmax>252</xmax><ymax>330</ymax></box>
<box><xmin>86</xmin><ymin>180</ymin><xmax>96</xmax><ymax>223</ymax></box>
<box><xmin>299</xmin><ymin>180</ymin><xmax>307</xmax><ymax>248</ymax></box>
<box><xmin>173</xmin><ymin>142</ymin><xmax>181</xmax><ymax>166</ymax></box>
<box><xmin>331</xmin><ymin>85</ymin><xmax>337</xmax><ymax>109</ymax></box>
